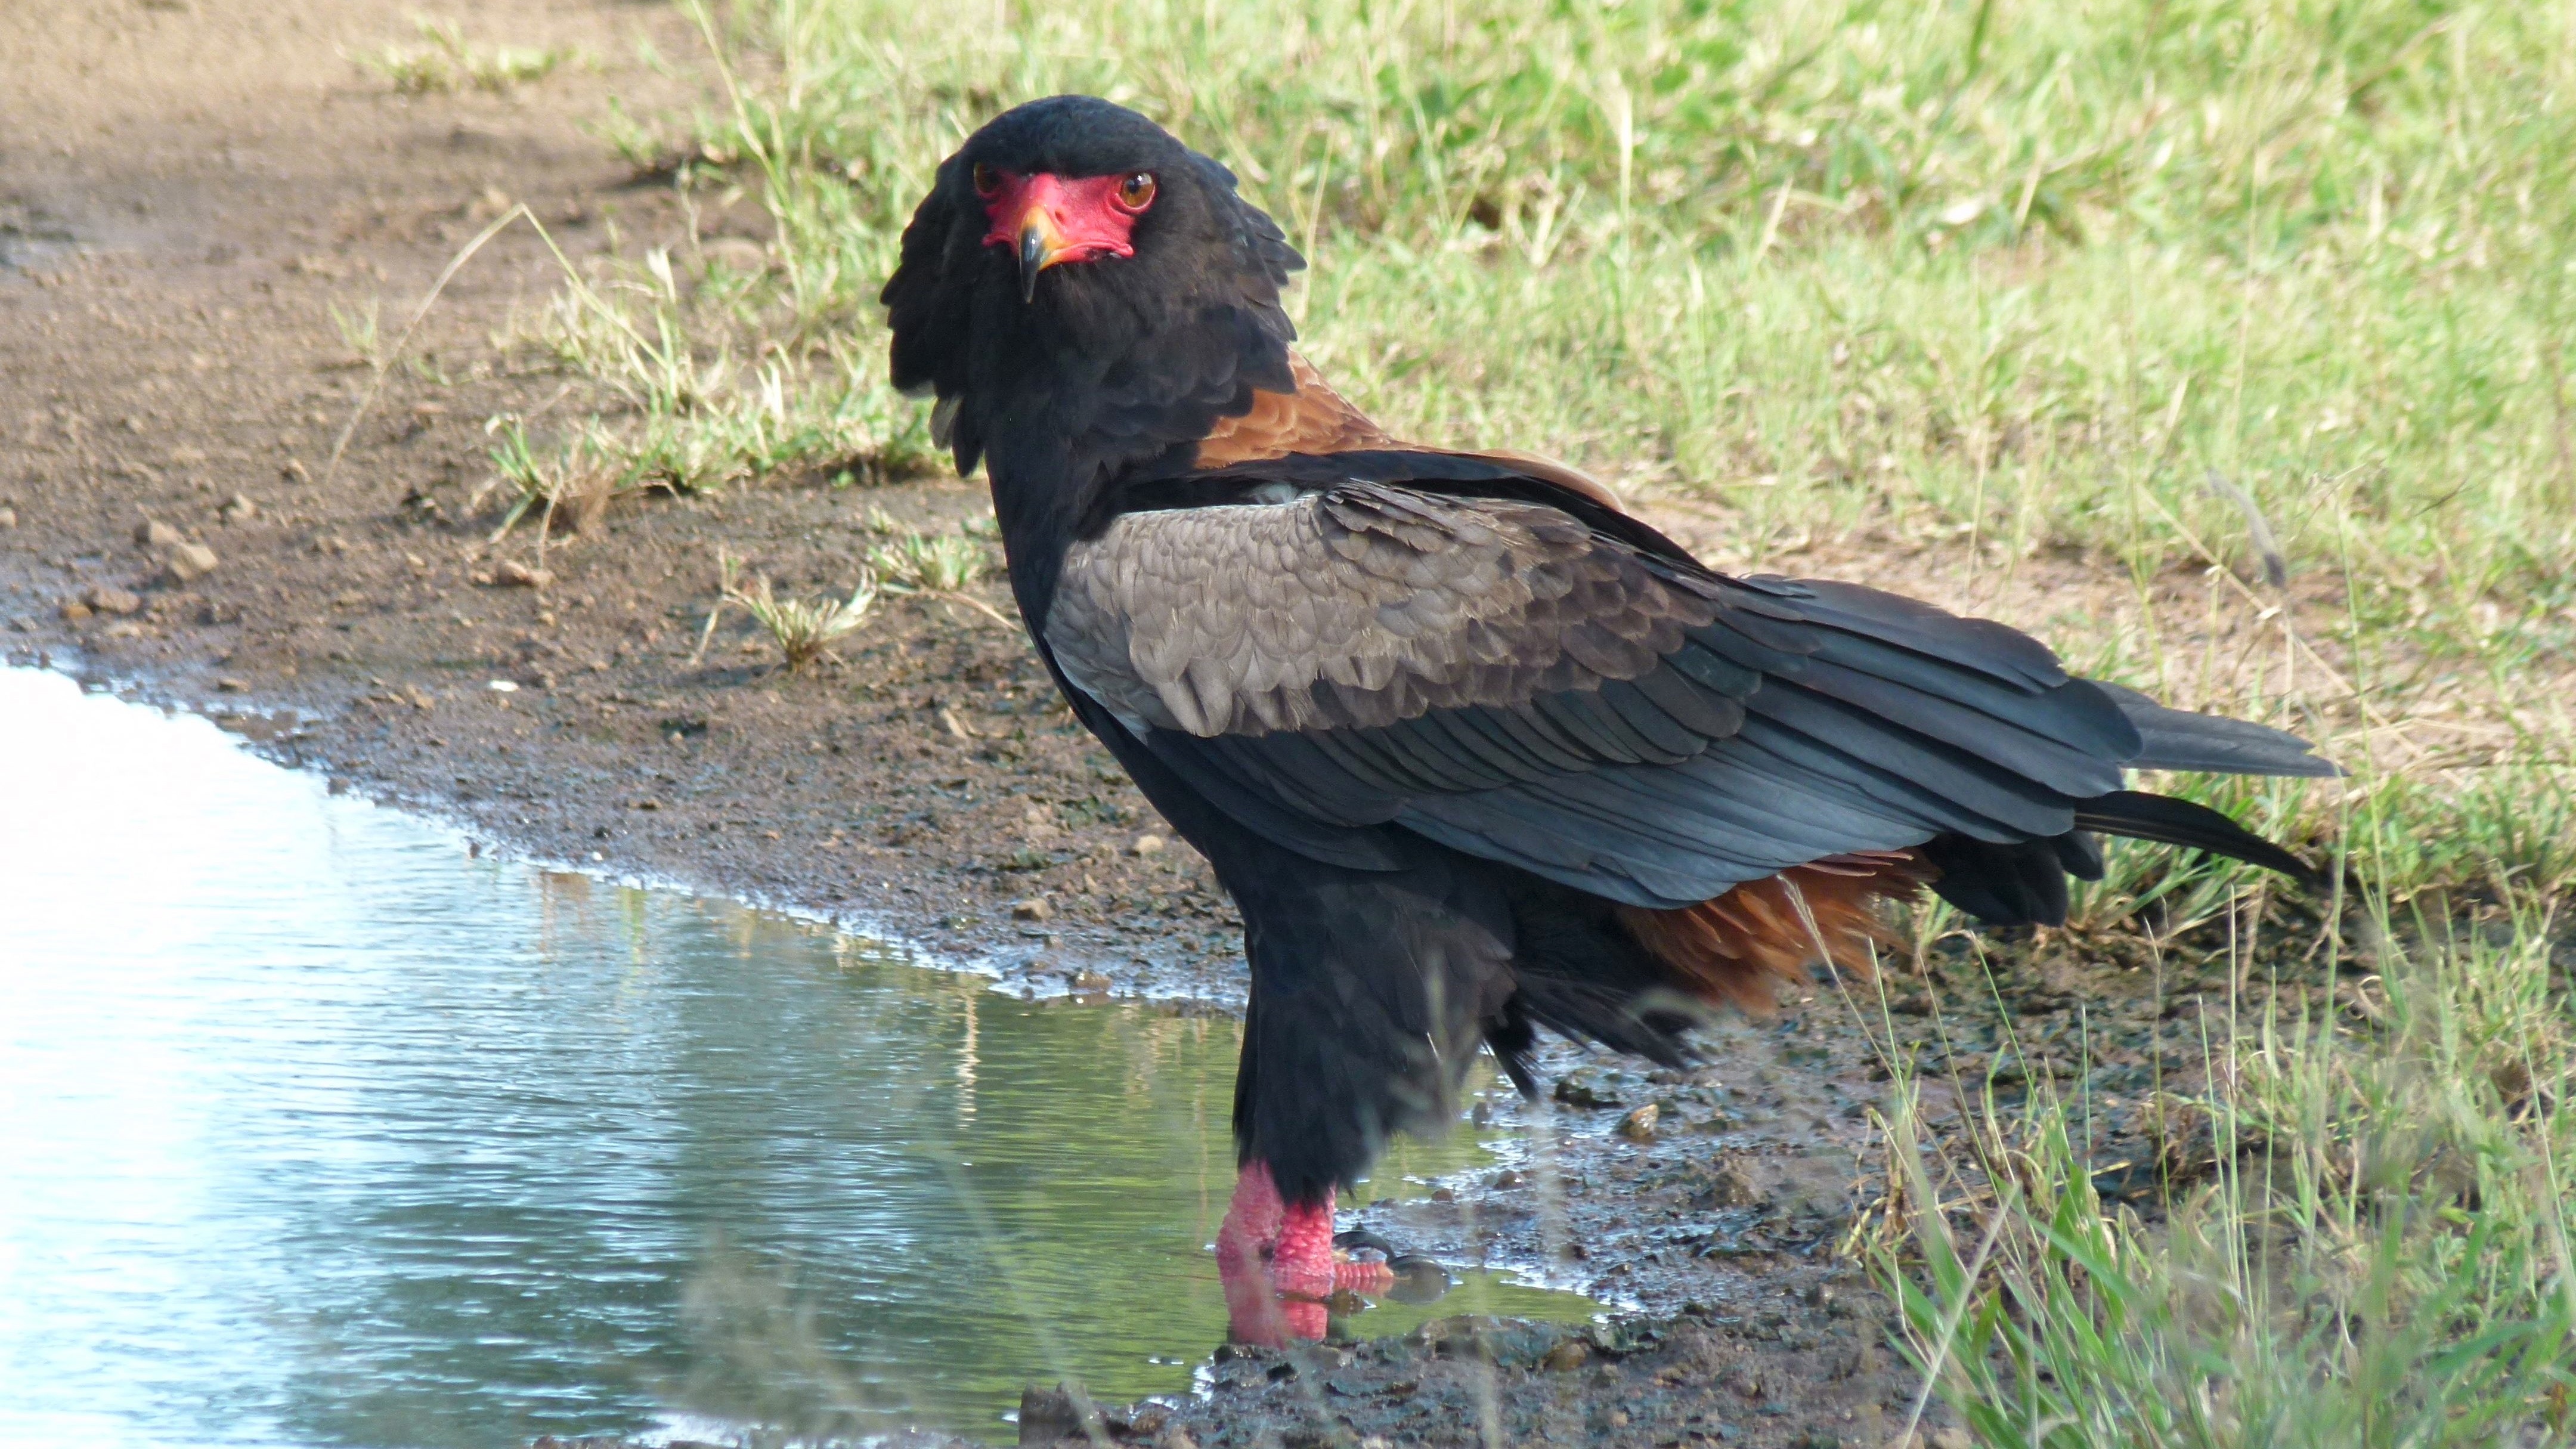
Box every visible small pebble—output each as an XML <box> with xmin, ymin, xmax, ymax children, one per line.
<box><xmin>494</xmin><ymin>559</ymin><xmax>553</xmax><ymax>589</ymax></box>
<box><xmin>1131</xmin><ymin>833</ymin><xmax>1166</xmax><ymax>856</ymax></box>
<box><xmin>135</xmin><ymin>519</ymin><xmax>183</xmax><ymax>549</ymax></box>
<box><xmin>1615</xmin><ymin>1103</ymin><xmax>1660</xmax><ymax>1140</ymax></box>
<box><xmin>0</xmin><ymin>506</ymin><xmax>17</xmax><ymax>528</ymax></box>
<box><xmin>83</xmin><ymin>586</ymin><xmax>144</xmax><ymax>616</ymax></box>
<box><xmin>1011</xmin><ymin>897</ymin><xmax>1054</xmax><ymax>922</ymax></box>
<box><xmin>165</xmin><ymin>543</ymin><xmax>220</xmax><ymax>584</ymax></box>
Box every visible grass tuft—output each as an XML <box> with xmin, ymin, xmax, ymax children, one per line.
<box><xmin>714</xmin><ymin>551</ymin><xmax>880</xmax><ymax>672</ymax></box>
<box><xmin>357</xmin><ymin>18</ymin><xmax>573</xmax><ymax>95</ymax></box>
<box><xmin>1860</xmin><ymin>891</ymin><xmax>2576</xmax><ymax>1447</ymax></box>
<box><xmin>494</xmin><ymin>237</ymin><xmax>939</xmax><ymax>498</ymax></box>
<box><xmin>868</xmin><ymin>531</ymin><xmax>986</xmax><ymax>595</ymax></box>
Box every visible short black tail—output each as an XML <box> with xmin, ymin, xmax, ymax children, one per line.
<box><xmin>1921</xmin><ymin>788</ymin><xmax>2323</xmax><ymax>927</ymax></box>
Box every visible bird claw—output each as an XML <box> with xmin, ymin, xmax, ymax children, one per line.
<box><xmin>1275</xmin><ymin>1244</ymin><xmax>1396</xmax><ymax>1301</ymax></box>
<box><xmin>1332</xmin><ymin>1246</ymin><xmax>1397</xmax><ymax>1296</ymax></box>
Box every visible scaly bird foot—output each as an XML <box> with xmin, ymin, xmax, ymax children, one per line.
<box><xmin>1216</xmin><ymin>1162</ymin><xmax>1398</xmax><ymax>1343</ymax></box>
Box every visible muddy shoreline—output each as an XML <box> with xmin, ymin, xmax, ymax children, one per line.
<box><xmin>0</xmin><ymin>4</ymin><xmax>2339</xmax><ymax>1444</ymax></box>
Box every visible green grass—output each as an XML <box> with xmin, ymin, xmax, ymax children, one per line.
<box><xmin>670</xmin><ymin>0</ymin><xmax>2576</xmax><ymax>601</ymax></box>
<box><xmin>497</xmin><ymin>239</ymin><xmax>936</xmax><ymax>502</ymax></box>
<box><xmin>357</xmin><ymin>17</ymin><xmax>575</xmax><ymax>95</ymax></box>
<box><xmin>711</xmin><ymin>550</ymin><xmax>881</xmax><ymax>671</ymax></box>
<box><xmin>504</xmin><ymin>1</ymin><xmax>2576</xmax><ymax>1439</ymax></box>
<box><xmin>1859</xmin><ymin>891</ymin><xmax>2576</xmax><ymax>1447</ymax></box>
<box><xmin>868</xmin><ymin>529</ymin><xmax>986</xmax><ymax>595</ymax></box>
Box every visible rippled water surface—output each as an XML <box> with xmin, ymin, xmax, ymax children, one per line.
<box><xmin>0</xmin><ymin>668</ymin><xmax>1596</xmax><ymax>1447</ymax></box>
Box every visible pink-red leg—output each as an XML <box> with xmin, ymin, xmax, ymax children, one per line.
<box><xmin>1216</xmin><ymin>1161</ymin><xmax>1397</xmax><ymax>1345</ymax></box>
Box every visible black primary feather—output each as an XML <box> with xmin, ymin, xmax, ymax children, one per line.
<box><xmin>2092</xmin><ymin>681</ymin><xmax>2343</xmax><ymax>779</ymax></box>
<box><xmin>2072</xmin><ymin>789</ymin><xmax>2327</xmax><ymax>888</ymax></box>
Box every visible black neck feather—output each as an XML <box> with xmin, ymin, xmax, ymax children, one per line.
<box><xmin>966</xmin><ymin>286</ymin><xmax>1296</xmax><ymax>630</ymax></box>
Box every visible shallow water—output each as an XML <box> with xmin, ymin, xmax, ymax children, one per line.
<box><xmin>0</xmin><ymin>667</ymin><xmax>1598</xmax><ymax>1447</ymax></box>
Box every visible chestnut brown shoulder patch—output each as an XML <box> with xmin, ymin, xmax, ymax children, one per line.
<box><xmin>1196</xmin><ymin>354</ymin><xmax>1628</xmax><ymax>517</ymax></box>
<box><xmin>1194</xmin><ymin>353</ymin><xmax>1394</xmax><ymax>466</ymax></box>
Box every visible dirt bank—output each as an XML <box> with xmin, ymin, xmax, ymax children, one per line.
<box><xmin>2</xmin><ymin>5</ymin><xmax>2347</xmax><ymax>1445</ymax></box>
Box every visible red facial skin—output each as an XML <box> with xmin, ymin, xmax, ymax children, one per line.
<box><xmin>1215</xmin><ymin>1161</ymin><xmax>1398</xmax><ymax>1346</ymax></box>
<box><xmin>979</xmin><ymin>171</ymin><xmax>1150</xmax><ymax>273</ymax></box>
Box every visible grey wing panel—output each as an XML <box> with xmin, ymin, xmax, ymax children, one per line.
<box><xmin>1045</xmin><ymin>485</ymin><xmax>1718</xmax><ymax>740</ymax></box>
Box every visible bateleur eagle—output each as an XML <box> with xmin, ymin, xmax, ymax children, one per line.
<box><xmin>881</xmin><ymin>95</ymin><xmax>2334</xmax><ymax>1345</ymax></box>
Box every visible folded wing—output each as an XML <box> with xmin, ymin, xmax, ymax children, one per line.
<box><xmin>1044</xmin><ymin>466</ymin><xmax>2333</xmax><ymax>915</ymax></box>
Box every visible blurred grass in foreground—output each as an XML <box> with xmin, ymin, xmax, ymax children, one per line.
<box><xmin>497</xmin><ymin>1</ymin><xmax>2576</xmax><ymax>1440</ymax></box>
<box><xmin>1856</xmin><ymin>888</ymin><xmax>2576</xmax><ymax>1448</ymax></box>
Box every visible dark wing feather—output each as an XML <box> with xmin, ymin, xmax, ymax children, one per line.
<box><xmin>2073</xmin><ymin>789</ymin><xmax>2326</xmax><ymax>886</ymax></box>
<box><xmin>2091</xmin><ymin>681</ymin><xmax>2343</xmax><ymax>778</ymax></box>
<box><xmin>1042</xmin><ymin>466</ymin><xmax>2332</xmax><ymax>915</ymax></box>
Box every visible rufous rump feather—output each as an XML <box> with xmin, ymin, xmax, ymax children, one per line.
<box><xmin>1617</xmin><ymin>852</ymin><xmax>1930</xmax><ymax>1014</ymax></box>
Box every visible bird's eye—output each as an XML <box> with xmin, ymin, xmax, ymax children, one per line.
<box><xmin>971</xmin><ymin>163</ymin><xmax>1002</xmax><ymax>197</ymax></box>
<box><xmin>1115</xmin><ymin>172</ymin><xmax>1157</xmax><ymax>211</ymax></box>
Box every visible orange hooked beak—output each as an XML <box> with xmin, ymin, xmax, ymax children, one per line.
<box><xmin>1011</xmin><ymin>205</ymin><xmax>1076</xmax><ymax>302</ymax></box>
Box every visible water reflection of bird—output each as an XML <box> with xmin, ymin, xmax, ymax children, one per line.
<box><xmin>882</xmin><ymin>96</ymin><xmax>2336</xmax><ymax>1345</ymax></box>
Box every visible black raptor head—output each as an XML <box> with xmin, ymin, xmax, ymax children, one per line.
<box><xmin>881</xmin><ymin>96</ymin><xmax>1304</xmax><ymax>492</ymax></box>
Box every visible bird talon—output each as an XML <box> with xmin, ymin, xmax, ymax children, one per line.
<box><xmin>1333</xmin><ymin>1251</ymin><xmax>1397</xmax><ymax>1295</ymax></box>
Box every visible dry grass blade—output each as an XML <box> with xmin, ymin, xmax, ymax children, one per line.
<box><xmin>323</xmin><ymin>203</ymin><xmax>539</xmax><ymax>493</ymax></box>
